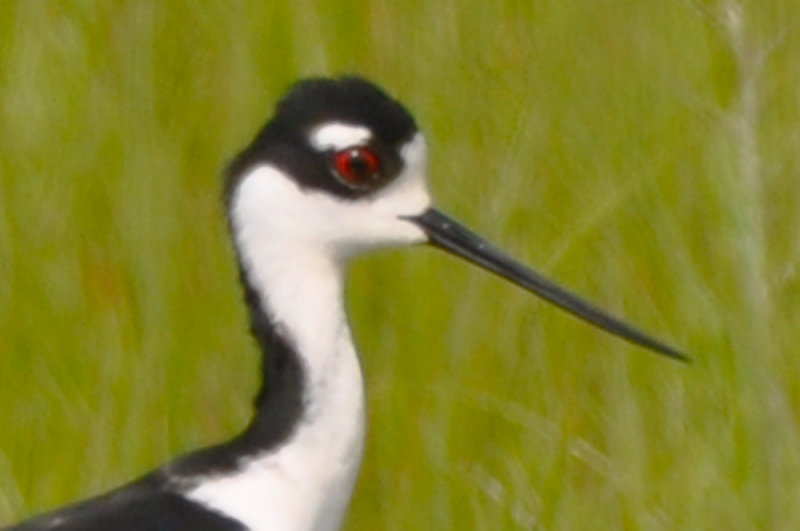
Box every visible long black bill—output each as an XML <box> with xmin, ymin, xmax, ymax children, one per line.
<box><xmin>407</xmin><ymin>208</ymin><xmax>687</xmax><ymax>362</ymax></box>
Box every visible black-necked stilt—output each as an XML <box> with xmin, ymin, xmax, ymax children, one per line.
<box><xmin>4</xmin><ymin>77</ymin><xmax>685</xmax><ymax>531</ymax></box>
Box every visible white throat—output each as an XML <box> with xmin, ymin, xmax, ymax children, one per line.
<box><xmin>186</xmin><ymin>133</ymin><xmax>430</xmax><ymax>530</ymax></box>
<box><xmin>186</xmin><ymin>200</ymin><xmax>366</xmax><ymax>531</ymax></box>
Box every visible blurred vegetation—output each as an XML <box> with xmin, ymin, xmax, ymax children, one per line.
<box><xmin>1</xmin><ymin>0</ymin><xmax>800</xmax><ymax>529</ymax></box>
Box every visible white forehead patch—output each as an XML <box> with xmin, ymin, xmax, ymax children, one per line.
<box><xmin>309</xmin><ymin>123</ymin><xmax>371</xmax><ymax>151</ymax></box>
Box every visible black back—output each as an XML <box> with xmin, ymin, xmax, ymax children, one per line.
<box><xmin>3</xmin><ymin>75</ymin><xmax>413</xmax><ymax>530</ymax></box>
<box><xmin>3</xmin><ymin>271</ymin><xmax>301</xmax><ymax>530</ymax></box>
<box><xmin>4</xmin><ymin>473</ymin><xmax>245</xmax><ymax>531</ymax></box>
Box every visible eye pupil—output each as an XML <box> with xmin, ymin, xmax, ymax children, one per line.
<box><xmin>349</xmin><ymin>154</ymin><xmax>369</xmax><ymax>176</ymax></box>
<box><xmin>333</xmin><ymin>147</ymin><xmax>381</xmax><ymax>187</ymax></box>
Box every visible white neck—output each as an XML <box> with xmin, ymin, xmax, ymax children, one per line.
<box><xmin>186</xmin><ymin>237</ymin><xmax>366</xmax><ymax>531</ymax></box>
<box><xmin>185</xmin><ymin>152</ymin><xmax>431</xmax><ymax>530</ymax></box>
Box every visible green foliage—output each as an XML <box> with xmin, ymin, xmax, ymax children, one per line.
<box><xmin>2</xmin><ymin>0</ymin><xmax>799</xmax><ymax>528</ymax></box>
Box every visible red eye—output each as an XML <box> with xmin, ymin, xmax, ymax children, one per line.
<box><xmin>333</xmin><ymin>147</ymin><xmax>381</xmax><ymax>186</ymax></box>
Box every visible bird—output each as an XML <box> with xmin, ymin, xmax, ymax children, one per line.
<box><xmin>2</xmin><ymin>76</ymin><xmax>686</xmax><ymax>531</ymax></box>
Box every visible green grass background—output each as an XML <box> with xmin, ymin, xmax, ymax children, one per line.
<box><xmin>1</xmin><ymin>0</ymin><xmax>799</xmax><ymax>528</ymax></box>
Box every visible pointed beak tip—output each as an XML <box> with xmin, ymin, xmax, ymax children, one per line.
<box><xmin>650</xmin><ymin>348</ymin><xmax>689</xmax><ymax>364</ymax></box>
<box><xmin>671</xmin><ymin>350</ymin><xmax>692</xmax><ymax>364</ymax></box>
<box><xmin>408</xmin><ymin>208</ymin><xmax>688</xmax><ymax>364</ymax></box>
